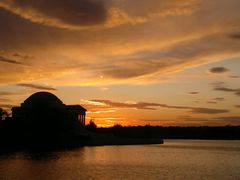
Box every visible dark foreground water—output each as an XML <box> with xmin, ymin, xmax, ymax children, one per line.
<box><xmin>0</xmin><ymin>140</ymin><xmax>240</xmax><ymax>180</ymax></box>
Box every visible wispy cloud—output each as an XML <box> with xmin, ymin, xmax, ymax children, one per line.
<box><xmin>16</xmin><ymin>83</ymin><xmax>57</xmax><ymax>91</ymax></box>
<box><xmin>12</xmin><ymin>52</ymin><xmax>34</xmax><ymax>60</ymax></box>
<box><xmin>0</xmin><ymin>91</ymin><xmax>25</xmax><ymax>96</ymax></box>
<box><xmin>0</xmin><ymin>0</ymin><xmax>199</xmax><ymax>29</ymax></box>
<box><xmin>228</xmin><ymin>75</ymin><xmax>239</xmax><ymax>79</ymax></box>
<box><xmin>0</xmin><ymin>98</ymin><xmax>12</xmax><ymax>102</ymax></box>
<box><xmin>96</xmin><ymin>31</ymin><xmax>240</xmax><ymax>81</ymax></box>
<box><xmin>205</xmin><ymin>97</ymin><xmax>225</xmax><ymax>104</ymax></box>
<box><xmin>88</xmin><ymin>99</ymin><xmax>229</xmax><ymax>114</ymax></box>
<box><xmin>212</xmin><ymin>82</ymin><xmax>240</xmax><ymax>97</ymax></box>
<box><xmin>0</xmin><ymin>55</ymin><xmax>25</xmax><ymax>65</ymax></box>
<box><xmin>0</xmin><ymin>0</ymin><xmax>107</xmax><ymax>29</ymax></box>
<box><xmin>213</xmin><ymin>116</ymin><xmax>240</xmax><ymax>122</ymax></box>
<box><xmin>178</xmin><ymin>115</ymin><xmax>240</xmax><ymax>125</ymax></box>
<box><xmin>158</xmin><ymin>104</ymin><xmax>228</xmax><ymax>114</ymax></box>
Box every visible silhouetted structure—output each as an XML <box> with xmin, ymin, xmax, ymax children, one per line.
<box><xmin>0</xmin><ymin>92</ymin><xmax>164</xmax><ymax>150</ymax></box>
<box><xmin>12</xmin><ymin>92</ymin><xmax>87</xmax><ymax>127</ymax></box>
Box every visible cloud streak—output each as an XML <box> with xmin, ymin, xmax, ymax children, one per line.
<box><xmin>209</xmin><ymin>67</ymin><xmax>229</xmax><ymax>74</ymax></box>
<box><xmin>17</xmin><ymin>83</ymin><xmax>57</xmax><ymax>91</ymax></box>
<box><xmin>213</xmin><ymin>116</ymin><xmax>240</xmax><ymax>122</ymax></box>
<box><xmin>177</xmin><ymin>115</ymin><xmax>240</xmax><ymax>126</ymax></box>
<box><xmin>12</xmin><ymin>52</ymin><xmax>34</xmax><ymax>60</ymax></box>
<box><xmin>0</xmin><ymin>0</ymin><xmax>200</xmax><ymax>29</ymax></box>
<box><xmin>96</xmin><ymin>31</ymin><xmax>240</xmax><ymax>80</ymax></box>
<box><xmin>188</xmin><ymin>92</ymin><xmax>199</xmax><ymax>95</ymax></box>
<box><xmin>0</xmin><ymin>55</ymin><xmax>25</xmax><ymax>65</ymax></box>
<box><xmin>229</xmin><ymin>33</ymin><xmax>240</xmax><ymax>39</ymax></box>
<box><xmin>0</xmin><ymin>98</ymin><xmax>12</xmax><ymax>103</ymax></box>
<box><xmin>0</xmin><ymin>0</ymin><xmax>107</xmax><ymax>29</ymax></box>
<box><xmin>229</xmin><ymin>75</ymin><xmax>239</xmax><ymax>79</ymax></box>
<box><xmin>0</xmin><ymin>91</ymin><xmax>25</xmax><ymax>96</ymax></box>
<box><xmin>213</xmin><ymin>82</ymin><xmax>240</xmax><ymax>97</ymax></box>
<box><xmin>88</xmin><ymin>99</ymin><xmax>229</xmax><ymax>114</ymax></box>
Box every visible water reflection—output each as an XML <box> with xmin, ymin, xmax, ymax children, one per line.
<box><xmin>0</xmin><ymin>140</ymin><xmax>240</xmax><ymax>180</ymax></box>
<box><xmin>158</xmin><ymin>140</ymin><xmax>240</xmax><ymax>151</ymax></box>
<box><xmin>22</xmin><ymin>150</ymin><xmax>60</xmax><ymax>161</ymax></box>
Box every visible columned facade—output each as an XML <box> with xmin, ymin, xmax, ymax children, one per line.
<box><xmin>12</xmin><ymin>92</ymin><xmax>87</xmax><ymax>127</ymax></box>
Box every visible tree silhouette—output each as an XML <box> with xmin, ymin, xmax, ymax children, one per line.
<box><xmin>0</xmin><ymin>108</ymin><xmax>3</xmax><ymax>121</ymax></box>
<box><xmin>0</xmin><ymin>108</ymin><xmax>9</xmax><ymax>121</ymax></box>
<box><xmin>86</xmin><ymin>119</ymin><xmax>97</xmax><ymax>131</ymax></box>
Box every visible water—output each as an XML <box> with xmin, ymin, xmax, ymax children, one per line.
<box><xmin>0</xmin><ymin>140</ymin><xmax>240</xmax><ymax>180</ymax></box>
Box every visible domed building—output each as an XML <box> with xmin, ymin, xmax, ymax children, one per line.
<box><xmin>11</xmin><ymin>92</ymin><xmax>87</xmax><ymax>128</ymax></box>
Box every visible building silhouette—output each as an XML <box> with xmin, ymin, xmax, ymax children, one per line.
<box><xmin>11</xmin><ymin>92</ymin><xmax>87</xmax><ymax>132</ymax></box>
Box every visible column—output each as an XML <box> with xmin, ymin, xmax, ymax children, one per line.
<box><xmin>83</xmin><ymin>114</ymin><xmax>85</xmax><ymax>126</ymax></box>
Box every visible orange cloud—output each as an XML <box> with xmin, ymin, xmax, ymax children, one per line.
<box><xmin>0</xmin><ymin>55</ymin><xmax>25</xmax><ymax>65</ymax></box>
<box><xmin>0</xmin><ymin>0</ymin><xmax>239</xmax><ymax>86</ymax></box>
<box><xmin>0</xmin><ymin>0</ymin><xmax>107</xmax><ymax>29</ymax></box>
<box><xmin>0</xmin><ymin>0</ymin><xmax>199</xmax><ymax>29</ymax></box>
<box><xmin>87</xmin><ymin>99</ymin><xmax>229</xmax><ymax>114</ymax></box>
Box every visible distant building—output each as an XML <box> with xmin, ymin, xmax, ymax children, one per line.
<box><xmin>11</xmin><ymin>92</ymin><xmax>87</xmax><ymax>127</ymax></box>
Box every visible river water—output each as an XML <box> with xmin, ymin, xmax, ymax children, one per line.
<box><xmin>0</xmin><ymin>140</ymin><xmax>240</xmax><ymax>179</ymax></box>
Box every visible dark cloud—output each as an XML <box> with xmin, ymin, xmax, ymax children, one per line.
<box><xmin>209</xmin><ymin>67</ymin><xmax>229</xmax><ymax>74</ymax></box>
<box><xmin>188</xmin><ymin>92</ymin><xmax>199</xmax><ymax>95</ymax></box>
<box><xmin>17</xmin><ymin>83</ymin><xmax>57</xmax><ymax>91</ymax></box>
<box><xmin>0</xmin><ymin>91</ymin><xmax>25</xmax><ymax>96</ymax></box>
<box><xmin>213</xmin><ymin>82</ymin><xmax>240</xmax><ymax>97</ymax></box>
<box><xmin>1</xmin><ymin>0</ymin><xmax>107</xmax><ymax>28</ymax></box>
<box><xmin>228</xmin><ymin>75</ymin><xmax>239</xmax><ymax>79</ymax></box>
<box><xmin>190</xmin><ymin>108</ymin><xmax>228</xmax><ymax>114</ymax></box>
<box><xmin>12</xmin><ymin>52</ymin><xmax>34</xmax><ymax>59</ymax></box>
<box><xmin>0</xmin><ymin>55</ymin><xmax>25</xmax><ymax>65</ymax></box>
<box><xmin>229</xmin><ymin>33</ymin><xmax>240</xmax><ymax>39</ymax></box>
<box><xmin>90</xmin><ymin>99</ymin><xmax>159</xmax><ymax>110</ymax></box>
<box><xmin>89</xmin><ymin>99</ymin><xmax>229</xmax><ymax>114</ymax></box>
<box><xmin>205</xmin><ymin>97</ymin><xmax>225</xmax><ymax>105</ymax></box>
<box><xmin>0</xmin><ymin>8</ymin><xmax>65</xmax><ymax>49</ymax></box>
<box><xmin>158</xmin><ymin>104</ymin><xmax>229</xmax><ymax>114</ymax></box>
<box><xmin>213</xmin><ymin>116</ymin><xmax>240</xmax><ymax>122</ymax></box>
<box><xmin>178</xmin><ymin>115</ymin><xmax>240</xmax><ymax>126</ymax></box>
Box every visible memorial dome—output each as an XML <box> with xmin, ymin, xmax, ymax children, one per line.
<box><xmin>22</xmin><ymin>92</ymin><xmax>63</xmax><ymax>108</ymax></box>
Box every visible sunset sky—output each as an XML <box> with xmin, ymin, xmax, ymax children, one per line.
<box><xmin>0</xmin><ymin>0</ymin><xmax>239</xmax><ymax>127</ymax></box>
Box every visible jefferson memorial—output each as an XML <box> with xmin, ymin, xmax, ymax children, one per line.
<box><xmin>11</xmin><ymin>92</ymin><xmax>87</xmax><ymax>127</ymax></box>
